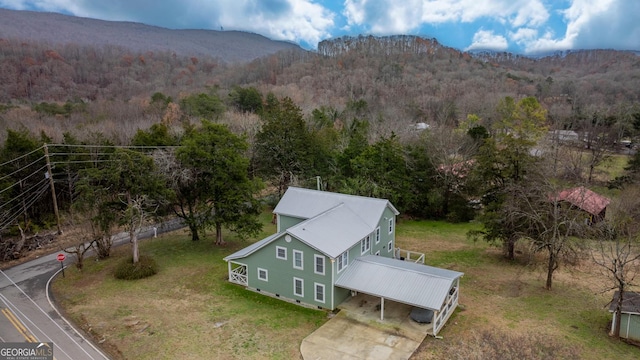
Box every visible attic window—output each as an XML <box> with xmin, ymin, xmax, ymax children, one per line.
<box><xmin>276</xmin><ymin>246</ymin><xmax>287</xmax><ymax>260</ymax></box>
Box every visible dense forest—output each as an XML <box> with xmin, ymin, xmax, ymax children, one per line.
<box><xmin>1</xmin><ymin>34</ymin><xmax>640</xmax><ymax>271</ymax></box>
<box><xmin>0</xmin><ymin>34</ymin><xmax>638</xmax><ymax>144</ymax></box>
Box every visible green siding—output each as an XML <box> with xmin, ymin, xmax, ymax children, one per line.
<box><xmin>278</xmin><ymin>214</ymin><xmax>305</xmax><ymax>231</ymax></box>
<box><xmin>242</xmin><ymin>234</ymin><xmax>332</xmax><ymax>309</ymax></box>
<box><xmin>621</xmin><ymin>314</ymin><xmax>640</xmax><ymax>342</ymax></box>
<box><xmin>334</xmin><ymin>286</ymin><xmax>351</xmax><ymax>306</ymax></box>
<box><xmin>235</xmin><ymin>204</ymin><xmax>398</xmax><ymax>311</ymax></box>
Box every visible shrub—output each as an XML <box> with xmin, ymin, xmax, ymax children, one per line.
<box><xmin>114</xmin><ymin>255</ymin><xmax>158</xmax><ymax>280</ymax></box>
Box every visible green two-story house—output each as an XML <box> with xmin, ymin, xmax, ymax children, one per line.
<box><xmin>224</xmin><ymin>187</ymin><xmax>462</xmax><ymax>336</ymax></box>
<box><xmin>224</xmin><ymin>186</ymin><xmax>398</xmax><ymax>309</ymax></box>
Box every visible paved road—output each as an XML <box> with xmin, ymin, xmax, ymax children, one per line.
<box><xmin>0</xmin><ymin>219</ymin><xmax>183</xmax><ymax>359</ymax></box>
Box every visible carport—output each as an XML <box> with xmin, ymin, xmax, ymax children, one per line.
<box><xmin>335</xmin><ymin>255</ymin><xmax>463</xmax><ymax>336</ymax></box>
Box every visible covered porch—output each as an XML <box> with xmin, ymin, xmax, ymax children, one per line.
<box><xmin>335</xmin><ymin>255</ymin><xmax>463</xmax><ymax>336</ymax></box>
<box><xmin>227</xmin><ymin>261</ymin><xmax>248</xmax><ymax>286</ymax></box>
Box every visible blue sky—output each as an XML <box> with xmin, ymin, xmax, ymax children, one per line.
<box><xmin>1</xmin><ymin>0</ymin><xmax>639</xmax><ymax>54</ymax></box>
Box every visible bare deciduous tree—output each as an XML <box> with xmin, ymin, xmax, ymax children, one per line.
<box><xmin>505</xmin><ymin>169</ymin><xmax>587</xmax><ymax>290</ymax></box>
<box><xmin>592</xmin><ymin>186</ymin><xmax>640</xmax><ymax>338</ymax></box>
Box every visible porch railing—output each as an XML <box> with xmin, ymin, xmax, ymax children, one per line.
<box><xmin>229</xmin><ymin>263</ymin><xmax>248</xmax><ymax>286</ymax></box>
<box><xmin>394</xmin><ymin>248</ymin><xmax>425</xmax><ymax>264</ymax></box>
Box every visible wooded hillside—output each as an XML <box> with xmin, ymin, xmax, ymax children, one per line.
<box><xmin>1</xmin><ymin>32</ymin><xmax>639</xmax><ymax>145</ymax></box>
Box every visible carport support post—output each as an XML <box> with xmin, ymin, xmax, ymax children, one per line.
<box><xmin>380</xmin><ymin>297</ymin><xmax>384</xmax><ymax>320</ymax></box>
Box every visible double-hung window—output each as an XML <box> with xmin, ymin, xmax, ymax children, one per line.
<box><xmin>375</xmin><ymin>227</ymin><xmax>381</xmax><ymax>244</ymax></box>
<box><xmin>293</xmin><ymin>277</ymin><xmax>304</xmax><ymax>297</ymax></box>
<box><xmin>315</xmin><ymin>283</ymin><xmax>325</xmax><ymax>303</ymax></box>
<box><xmin>361</xmin><ymin>235</ymin><xmax>371</xmax><ymax>255</ymax></box>
<box><xmin>293</xmin><ymin>250</ymin><xmax>303</xmax><ymax>270</ymax></box>
<box><xmin>337</xmin><ymin>251</ymin><xmax>349</xmax><ymax>272</ymax></box>
<box><xmin>388</xmin><ymin>218</ymin><xmax>394</xmax><ymax>234</ymax></box>
<box><xmin>314</xmin><ymin>254</ymin><xmax>325</xmax><ymax>275</ymax></box>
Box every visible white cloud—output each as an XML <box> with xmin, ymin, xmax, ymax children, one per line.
<box><xmin>0</xmin><ymin>0</ymin><xmax>336</xmax><ymax>48</ymax></box>
<box><xmin>343</xmin><ymin>0</ymin><xmax>549</xmax><ymax>35</ymax></box>
<box><xmin>344</xmin><ymin>0</ymin><xmax>426</xmax><ymax>34</ymax></box>
<box><xmin>465</xmin><ymin>29</ymin><xmax>508</xmax><ymax>51</ymax></box>
<box><xmin>0</xmin><ymin>0</ymin><xmax>84</xmax><ymax>13</ymax></box>
<box><xmin>521</xmin><ymin>0</ymin><xmax>640</xmax><ymax>53</ymax></box>
<box><xmin>216</xmin><ymin>0</ymin><xmax>335</xmax><ymax>47</ymax></box>
<box><xmin>509</xmin><ymin>28</ymin><xmax>538</xmax><ymax>45</ymax></box>
<box><xmin>3</xmin><ymin>0</ymin><xmax>638</xmax><ymax>53</ymax></box>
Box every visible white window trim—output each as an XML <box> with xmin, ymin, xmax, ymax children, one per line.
<box><xmin>314</xmin><ymin>254</ymin><xmax>325</xmax><ymax>275</ymax></box>
<box><xmin>388</xmin><ymin>218</ymin><xmax>394</xmax><ymax>234</ymax></box>
<box><xmin>387</xmin><ymin>241</ymin><xmax>393</xmax><ymax>252</ymax></box>
<box><xmin>293</xmin><ymin>277</ymin><xmax>304</xmax><ymax>297</ymax></box>
<box><xmin>293</xmin><ymin>249</ymin><xmax>304</xmax><ymax>270</ymax></box>
<box><xmin>276</xmin><ymin>246</ymin><xmax>287</xmax><ymax>260</ymax></box>
<box><xmin>361</xmin><ymin>235</ymin><xmax>371</xmax><ymax>255</ymax></box>
<box><xmin>375</xmin><ymin>227</ymin><xmax>380</xmax><ymax>244</ymax></box>
<box><xmin>257</xmin><ymin>267</ymin><xmax>268</xmax><ymax>281</ymax></box>
<box><xmin>375</xmin><ymin>250</ymin><xmax>380</xmax><ymax>256</ymax></box>
<box><xmin>337</xmin><ymin>251</ymin><xmax>349</xmax><ymax>272</ymax></box>
<box><xmin>314</xmin><ymin>282</ymin><xmax>325</xmax><ymax>303</ymax></box>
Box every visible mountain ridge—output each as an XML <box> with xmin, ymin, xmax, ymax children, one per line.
<box><xmin>0</xmin><ymin>8</ymin><xmax>302</xmax><ymax>63</ymax></box>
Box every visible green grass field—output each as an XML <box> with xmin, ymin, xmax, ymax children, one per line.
<box><xmin>52</xmin><ymin>214</ymin><xmax>640</xmax><ymax>359</ymax></box>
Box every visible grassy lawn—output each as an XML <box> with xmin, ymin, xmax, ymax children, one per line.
<box><xmin>53</xmin><ymin>215</ymin><xmax>327</xmax><ymax>360</ymax></box>
<box><xmin>53</xmin><ymin>215</ymin><xmax>640</xmax><ymax>359</ymax></box>
<box><xmin>400</xmin><ymin>220</ymin><xmax>640</xmax><ymax>359</ymax></box>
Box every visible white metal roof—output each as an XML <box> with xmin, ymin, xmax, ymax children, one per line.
<box><xmin>335</xmin><ymin>255</ymin><xmax>464</xmax><ymax>310</ymax></box>
<box><xmin>286</xmin><ymin>203</ymin><xmax>373</xmax><ymax>258</ymax></box>
<box><xmin>273</xmin><ymin>187</ymin><xmax>399</xmax><ymax>229</ymax></box>
<box><xmin>224</xmin><ymin>187</ymin><xmax>400</xmax><ymax>262</ymax></box>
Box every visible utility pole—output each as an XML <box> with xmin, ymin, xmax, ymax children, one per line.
<box><xmin>43</xmin><ymin>144</ymin><xmax>62</xmax><ymax>234</ymax></box>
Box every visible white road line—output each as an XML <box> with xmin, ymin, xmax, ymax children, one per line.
<box><xmin>0</xmin><ymin>269</ymin><xmax>107</xmax><ymax>360</ymax></box>
<box><xmin>46</xmin><ymin>267</ymin><xmax>111</xmax><ymax>359</ymax></box>
<box><xmin>0</xmin><ymin>294</ymin><xmax>74</xmax><ymax>359</ymax></box>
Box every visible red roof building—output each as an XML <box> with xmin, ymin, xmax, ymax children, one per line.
<box><xmin>555</xmin><ymin>186</ymin><xmax>610</xmax><ymax>223</ymax></box>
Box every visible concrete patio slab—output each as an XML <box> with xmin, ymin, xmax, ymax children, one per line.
<box><xmin>301</xmin><ymin>294</ymin><xmax>432</xmax><ymax>360</ymax></box>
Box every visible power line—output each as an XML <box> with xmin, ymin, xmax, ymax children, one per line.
<box><xmin>0</xmin><ymin>143</ymin><xmax>182</xmax><ymax>232</ymax></box>
<box><xmin>0</xmin><ymin>178</ymin><xmax>49</xmax><ymax>213</ymax></box>
<box><xmin>0</xmin><ymin>146</ymin><xmax>44</xmax><ymax>168</ymax></box>
<box><xmin>0</xmin><ymin>182</ymin><xmax>50</xmax><ymax>230</ymax></box>
<box><xmin>47</xmin><ymin>144</ymin><xmax>180</xmax><ymax>150</ymax></box>
<box><xmin>0</xmin><ymin>156</ymin><xmax>47</xmax><ymax>182</ymax></box>
<box><xmin>0</xmin><ymin>164</ymin><xmax>49</xmax><ymax>196</ymax></box>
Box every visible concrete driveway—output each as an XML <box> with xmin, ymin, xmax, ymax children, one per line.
<box><xmin>300</xmin><ymin>293</ymin><xmax>431</xmax><ymax>360</ymax></box>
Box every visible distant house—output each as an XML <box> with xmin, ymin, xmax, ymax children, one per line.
<box><xmin>223</xmin><ymin>187</ymin><xmax>463</xmax><ymax>336</ymax></box>
<box><xmin>554</xmin><ymin>186</ymin><xmax>610</xmax><ymax>224</ymax></box>
<box><xmin>550</xmin><ymin>130</ymin><xmax>580</xmax><ymax>143</ymax></box>
<box><xmin>609</xmin><ymin>291</ymin><xmax>640</xmax><ymax>341</ymax></box>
